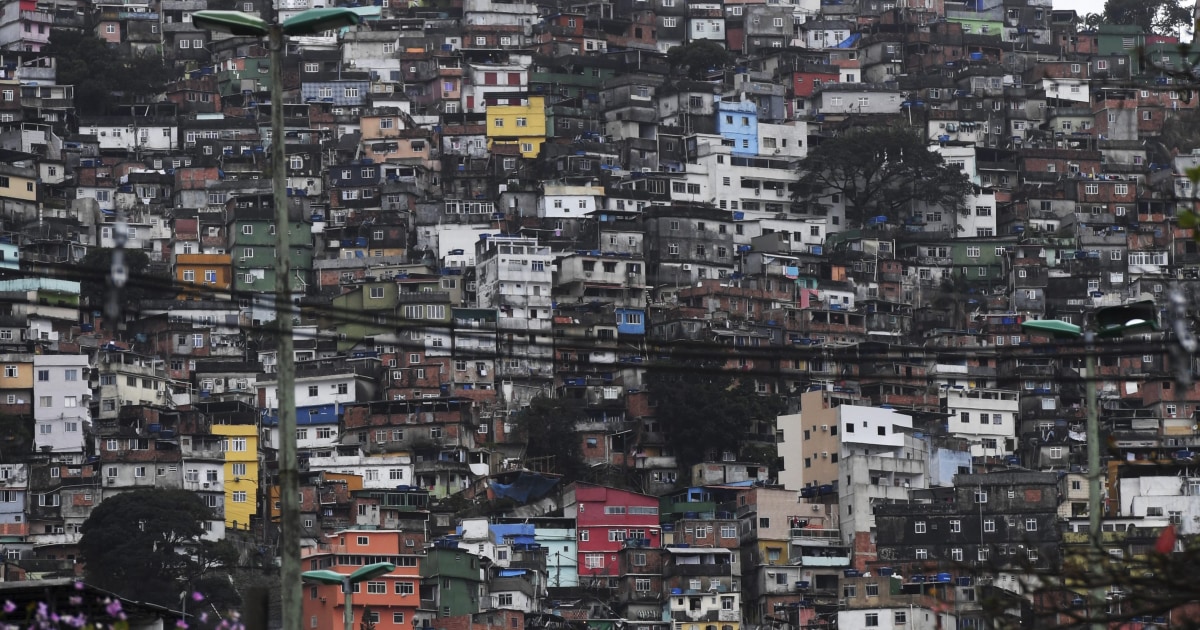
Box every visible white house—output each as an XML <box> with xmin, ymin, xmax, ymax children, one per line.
<box><xmin>33</xmin><ymin>355</ymin><xmax>91</xmax><ymax>454</ymax></box>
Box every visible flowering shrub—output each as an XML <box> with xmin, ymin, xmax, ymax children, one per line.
<box><xmin>0</xmin><ymin>584</ymin><xmax>244</xmax><ymax>630</ymax></box>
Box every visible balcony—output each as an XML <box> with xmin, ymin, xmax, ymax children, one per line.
<box><xmin>790</xmin><ymin>547</ymin><xmax>850</xmax><ymax>567</ymax></box>
<box><xmin>789</xmin><ymin>528</ymin><xmax>840</xmax><ymax>543</ymax></box>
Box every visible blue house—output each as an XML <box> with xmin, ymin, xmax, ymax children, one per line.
<box><xmin>716</xmin><ymin>99</ymin><xmax>759</xmax><ymax>156</ymax></box>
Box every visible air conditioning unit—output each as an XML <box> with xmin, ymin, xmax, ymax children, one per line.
<box><xmin>820</xmin><ymin>452</ymin><xmax>829</xmax><ymax>458</ymax></box>
<box><xmin>681</xmin><ymin>264</ymin><xmax>693</xmax><ymax>271</ymax></box>
<box><xmin>203</xmin><ymin>482</ymin><xmax>210</xmax><ymax>488</ymax></box>
<box><xmin>584</xmin><ymin>271</ymin><xmax>593</xmax><ymax>278</ymax></box>
<box><xmin>821</xmin><ymin>424</ymin><xmax>829</xmax><ymax>431</ymax></box>
<box><xmin>106</xmin><ymin>478</ymin><xmax>115</xmax><ymax>485</ymax></box>
<box><xmin>812</xmin><ymin>504</ymin><xmax>821</xmax><ymax>513</ymax></box>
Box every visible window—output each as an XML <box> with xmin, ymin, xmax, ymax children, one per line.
<box><xmin>984</xmin><ymin>519</ymin><xmax>996</xmax><ymax>532</ymax></box>
<box><xmin>396</xmin><ymin>582</ymin><xmax>415</xmax><ymax>595</ymax></box>
<box><xmin>369</xmin><ymin>287</ymin><xmax>385</xmax><ymax>299</ymax></box>
<box><xmin>1026</xmin><ymin>518</ymin><xmax>1038</xmax><ymax>531</ymax></box>
<box><xmin>951</xmin><ymin>547</ymin><xmax>963</xmax><ymax>562</ymax></box>
<box><xmin>3</xmin><ymin>366</ymin><xmax>15</xmax><ymax>378</ymax></box>
<box><xmin>866</xmin><ymin>583</ymin><xmax>879</xmax><ymax>596</ymax></box>
<box><xmin>978</xmin><ymin>547</ymin><xmax>990</xmax><ymax>561</ymax></box>
<box><xmin>232</xmin><ymin>491</ymin><xmax>247</xmax><ymax>502</ymax></box>
<box><xmin>865</xmin><ymin>613</ymin><xmax>879</xmax><ymax>627</ymax></box>
<box><xmin>584</xmin><ymin>554</ymin><xmax>604</xmax><ymax>568</ymax></box>
<box><xmin>950</xmin><ymin>519</ymin><xmax>961</xmax><ymax>533</ymax></box>
<box><xmin>974</xmin><ymin>491</ymin><xmax>988</xmax><ymax>504</ymax></box>
<box><xmin>914</xmin><ymin>521</ymin><xmax>926</xmax><ymax>534</ymax></box>
<box><xmin>915</xmin><ymin>548</ymin><xmax>928</xmax><ymax>559</ymax></box>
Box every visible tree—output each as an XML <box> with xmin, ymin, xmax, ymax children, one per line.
<box><xmin>513</xmin><ymin>395</ymin><xmax>588</xmax><ymax>480</ymax></box>
<box><xmin>793</xmin><ymin>126</ymin><xmax>974</xmax><ymax>229</ymax></box>
<box><xmin>79</xmin><ymin>489</ymin><xmax>238</xmax><ymax>609</ymax></box>
<box><xmin>645</xmin><ymin>355</ymin><xmax>786</xmax><ymax>469</ymax></box>
<box><xmin>1102</xmin><ymin>0</ymin><xmax>1194</xmax><ymax>34</ymax></box>
<box><xmin>43</xmin><ymin>28</ymin><xmax>173</xmax><ymax>115</ymax></box>
<box><xmin>77</xmin><ymin>248</ymin><xmax>161</xmax><ymax>311</ymax></box>
<box><xmin>666</xmin><ymin>41</ymin><xmax>735</xmax><ymax>80</ymax></box>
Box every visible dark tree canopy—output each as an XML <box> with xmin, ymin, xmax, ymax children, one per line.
<box><xmin>80</xmin><ymin>489</ymin><xmax>237</xmax><ymax>609</ymax></box>
<box><xmin>666</xmin><ymin>41</ymin><xmax>735</xmax><ymax>80</ymax></box>
<box><xmin>78</xmin><ymin>248</ymin><xmax>161</xmax><ymax>310</ymax></box>
<box><xmin>793</xmin><ymin>126</ymin><xmax>974</xmax><ymax>228</ymax></box>
<box><xmin>43</xmin><ymin>28</ymin><xmax>173</xmax><ymax>115</ymax></box>
<box><xmin>646</xmin><ymin>356</ymin><xmax>786</xmax><ymax>469</ymax></box>
<box><xmin>1102</xmin><ymin>0</ymin><xmax>1194</xmax><ymax>33</ymax></box>
<box><xmin>514</xmin><ymin>395</ymin><xmax>588</xmax><ymax>480</ymax></box>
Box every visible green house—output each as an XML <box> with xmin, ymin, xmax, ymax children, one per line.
<box><xmin>226</xmin><ymin>193</ymin><xmax>314</xmax><ymax>293</ymax></box>
<box><xmin>420</xmin><ymin>546</ymin><xmax>485</xmax><ymax>617</ymax></box>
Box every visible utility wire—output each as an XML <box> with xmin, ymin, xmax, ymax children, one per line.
<box><xmin>3</xmin><ymin>260</ymin><xmax>1195</xmax><ymax>387</ymax></box>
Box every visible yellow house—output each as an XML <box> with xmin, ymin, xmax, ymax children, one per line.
<box><xmin>0</xmin><ymin>163</ymin><xmax>38</xmax><ymax>204</ymax></box>
<box><xmin>486</xmin><ymin>95</ymin><xmax>547</xmax><ymax>158</ymax></box>
<box><xmin>211</xmin><ymin>423</ymin><xmax>259</xmax><ymax>530</ymax></box>
<box><xmin>174</xmin><ymin>253</ymin><xmax>233</xmax><ymax>300</ymax></box>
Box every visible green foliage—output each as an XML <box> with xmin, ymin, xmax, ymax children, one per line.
<box><xmin>513</xmin><ymin>395</ymin><xmax>588</xmax><ymax>480</ymax></box>
<box><xmin>666</xmin><ymin>41</ymin><xmax>735</xmax><ymax>80</ymax></box>
<box><xmin>793</xmin><ymin>126</ymin><xmax>974</xmax><ymax>228</ymax></box>
<box><xmin>79</xmin><ymin>489</ymin><xmax>236</xmax><ymax>609</ymax></box>
<box><xmin>1102</xmin><ymin>0</ymin><xmax>1194</xmax><ymax>33</ymax></box>
<box><xmin>0</xmin><ymin>414</ymin><xmax>32</xmax><ymax>459</ymax></box>
<box><xmin>43</xmin><ymin>28</ymin><xmax>173</xmax><ymax>115</ymax></box>
<box><xmin>77</xmin><ymin>248</ymin><xmax>159</xmax><ymax>309</ymax></box>
<box><xmin>646</xmin><ymin>357</ymin><xmax>786</xmax><ymax>469</ymax></box>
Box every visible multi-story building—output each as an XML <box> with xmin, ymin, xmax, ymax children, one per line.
<box><xmin>302</xmin><ymin>529</ymin><xmax>423</xmax><ymax>629</ymax></box>
<box><xmin>565</xmin><ymin>483</ymin><xmax>662</xmax><ymax>583</ymax></box>
<box><xmin>32</xmin><ymin>354</ymin><xmax>89</xmax><ymax>454</ymax></box>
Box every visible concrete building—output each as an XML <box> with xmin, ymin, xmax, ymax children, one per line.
<box><xmin>32</xmin><ymin>355</ymin><xmax>90</xmax><ymax>454</ymax></box>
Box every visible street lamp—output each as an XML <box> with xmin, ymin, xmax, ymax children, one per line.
<box><xmin>1021</xmin><ymin>299</ymin><xmax>1158</xmax><ymax>630</ymax></box>
<box><xmin>192</xmin><ymin>8</ymin><xmax>361</xmax><ymax>630</ymax></box>
<box><xmin>302</xmin><ymin>562</ymin><xmax>396</xmax><ymax>630</ymax></box>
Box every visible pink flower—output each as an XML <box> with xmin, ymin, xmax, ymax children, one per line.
<box><xmin>105</xmin><ymin>598</ymin><xmax>123</xmax><ymax>617</ymax></box>
<box><xmin>191</xmin><ymin>591</ymin><xmax>205</xmax><ymax>602</ymax></box>
<box><xmin>2</xmin><ymin>600</ymin><xmax>14</xmax><ymax>613</ymax></box>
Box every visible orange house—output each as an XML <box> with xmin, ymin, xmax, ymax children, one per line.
<box><xmin>302</xmin><ymin>529</ymin><xmax>423</xmax><ymax>630</ymax></box>
<box><xmin>174</xmin><ymin>253</ymin><xmax>233</xmax><ymax>300</ymax></box>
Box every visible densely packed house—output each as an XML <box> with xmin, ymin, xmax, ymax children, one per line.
<box><xmin>0</xmin><ymin>0</ymin><xmax>1195</xmax><ymax>626</ymax></box>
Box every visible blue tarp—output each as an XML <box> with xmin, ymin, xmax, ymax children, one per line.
<box><xmin>491</xmin><ymin>472</ymin><xmax>560</xmax><ymax>503</ymax></box>
<box><xmin>835</xmin><ymin>33</ymin><xmax>860</xmax><ymax>48</ymax></box>
<box><xmin>498</xmin><ymin>569</ymin><xmax>529</xmax><ymax>577</ymax></box>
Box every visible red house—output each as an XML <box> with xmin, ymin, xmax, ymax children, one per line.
<box><xmin>791</xmin><ymin>65</ymin><xmax>840</xmax><ymax>99</ymax></box>
<box><xmin>565</xmin><ymin>483</ymin><xmax>662</xmax><ymax>581</ymax></box>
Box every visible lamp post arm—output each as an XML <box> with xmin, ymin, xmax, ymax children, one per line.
<box><xmin>343</xmin><ymin>578</ymin><xmax>354</xmax><ymax>630</ymax></box>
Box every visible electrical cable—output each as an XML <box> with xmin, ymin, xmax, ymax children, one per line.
<box><xmin>2</xmin><ymin>259</ymin><xmax>1194</xmax><ymax>387</ymax></box>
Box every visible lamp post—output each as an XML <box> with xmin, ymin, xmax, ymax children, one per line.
<box><xmin>192</xmin><ymin>8</ymin><xmax>361</xmax><ymax>630</ymax></box>
<box><xmin>302</xmin><ymin>562</ymin><xmax>396</xmax><ymax>630</ymax></box>
<box><xmin>1021</xmin><ymin>299</ymin><xmax>1158</xmax><ymax>630</ymax></box>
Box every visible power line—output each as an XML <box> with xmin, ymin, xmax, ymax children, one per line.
<box><xmin>2</xmin><ymin>259</ymin><xmax>1194</xmax><ymax>387</ymax></box>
